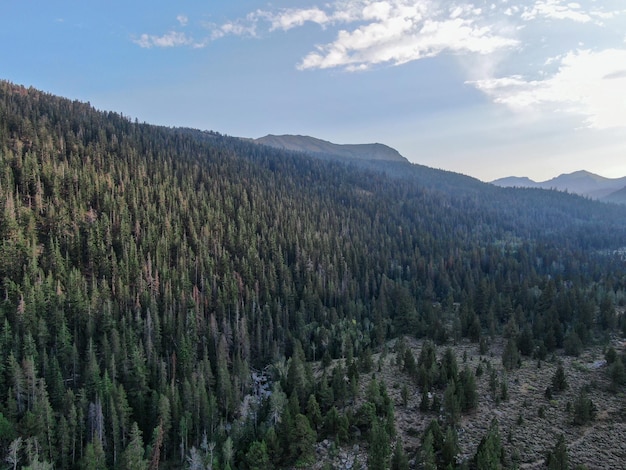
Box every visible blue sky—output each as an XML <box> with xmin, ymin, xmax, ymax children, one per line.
<box><xmin>2</xmin><ymin>1</ymin><xmax>625</xmax><ymax>181</ymax></box>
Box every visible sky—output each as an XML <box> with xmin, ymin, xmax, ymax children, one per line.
<box><xmin>1</xmin><ymin>0</ymin><xmax>626</xmax><ymax>182</ymax></box>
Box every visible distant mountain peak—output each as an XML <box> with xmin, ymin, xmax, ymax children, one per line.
<box><xmin>254</xmin><ymin>134</ymin><xmax>408</xmax><ymax>163</ymax></box>
<box><xmin>491</xmin><ymin>170</ymin><xmax>626</xmax><ymax>204</ymax></box>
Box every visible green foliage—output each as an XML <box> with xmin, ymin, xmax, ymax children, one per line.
<box><xmin>443</xmin><ymin>380</ymin><xmax>461</xmax><ymax>426</ymax></box>
<box><xmin>572</xmin><ymin>389</ymin><xmax>596</xmax><ymax>426</ymax></box>
<box><xmin>245</xmin><ymin>440</ymin><xmax>272</xmax><ymax>470</ymax></box>
<box><xmin>1</xmin><ymin>80</ymin><xmax>626</xmax><ymax>470</ymax></box>
<box><xmin>474</xmin><ymin>419</ymin><xmax>504</xmax><ymax>470</ymax></box>
<box><xmin>546</xmin><ymin>434</ymin><xmax>569</xmax><ymax>470</ymax></box>
<box><xmin>290</xmin><ymin>414</ymin><xmax>317</xmax><ymax>465</ymax></box>
<box><xmin>421</xmin><ymin>430</ymin><xmax>437</xmax><ymax>470</ymax></box>
<box><xmin>400</xmin><ymin>384</ymin><xmax>409</xmax><ymax>407</ymax></box>
<box><xmin>121</xmin><ymin>422</ymin><xmax>147</xmax><ymax>470</ymax></box>
<box><xmin>552</xmin><ymin>362</ymin><xmax>568</xmax><ymax>392</ymax></box>
<box><xmin>390</xmin><ymin>438</ymin><xmax>409</xmax><ymax>470</ymax></box>
<box><xmin>605</xmin><ymin>346</ymin><xmax>618</xmax><ymax>364</ymax></box>
<box><xmin>0</xmin><ymin>411</ymin><xmax>16</xmax><ymax>442</ymax></box>
<box><xmin>564</xmin><ymin>331</ymin><xmax>583</xmax><ymax>357</ymax></box>
<box><xmin>609</xmin><ymin>356</ymin><xmax>626</xmax><ymax>390</ymax></box>
<box><xmin>306</xmin><ymin>394</ymin><xmax>323</xmax><ymax>431</ymax></box>
<box><xmin>368</xmin><ymin>418</ymin><xmax>390</xmax><ymax>470</ymax></box>
<box><xmin>419</xmin><ymin>387</ymin><xmax>430</xmax><ymax>412</ymax></box>
<box><xmin>80</xmin><ymin>440</ymin><xmax>107</xmax><ymax>470</ymax></box>
<box><xmin>502</xmin><ymin>338</ymin><xmax>521</xmax><ymax>371</ymax></box>
<box><xmin>442</xmin><ymin>426</ymin><xmax>459</xmax><ymax>467</ymax></box>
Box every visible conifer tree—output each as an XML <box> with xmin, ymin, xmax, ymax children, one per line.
<box><xmin>245</xmin><ymin>440</ymin><xmax>272</xmax><ymax>470</ymax></box>
<box><xmin>290</xmin><ymin>414</ymin><xmax>316</xmax><ymax>466</ymax></box>
<box><xmin>368</xmin><ymin>418</ymin><xmax>390</xmax><ymax>470</ymax></box>
<box><xmin>390</xmin><ymin>438</ymin><xmax>409</xmax><ymax>470</ymax></box>
<box><xmin>552</xmin><ymin>362</ymin><xmax>568</xmax><ymax>392</ymax></box>
<box><xmin>421</xmin><ymin>431</ymin><xmax>437</xmax><ymax>470</ymax></box>
<box><xmin>121</xmin><ymin>422</ymin><xmax>147</xmax><ymax>470</ymax></box>
<box><xmin>474</xmin><ymin>419</ymin><xmax>503</xmax><ymax>470</ymax></box>
<box><xmin>546</xmin><ymin>434</ymin><xmax>569</xmax><ymax>470</ymax></box>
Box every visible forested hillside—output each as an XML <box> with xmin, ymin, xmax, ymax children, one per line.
<box><xmin>1</xmin><ymin>81</ymin><xmax>626</xmax><ymax>469</ymax></box>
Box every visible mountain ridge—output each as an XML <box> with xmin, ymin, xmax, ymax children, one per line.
<box><xmin>254</xmin><ymin>134</ymin><xmax>408</xmax><ymax>163</ymax></box>
<box><xmin>492</xmin><ymin>170</ymin><xmax>626</xmax><ymax>203</ymax></box>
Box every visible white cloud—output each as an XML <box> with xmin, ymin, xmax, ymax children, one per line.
<box><xmin>131</xmin><ymin>0</ymin><xmax>626</xmax><ymax>134</ymax></box>
<box><xmin>521</xmin><ymin>0</ymin><xmax>592</xmax><ymax>23</ymax></box>
<box><xmin>471</xmin><ymin>48</ymin><xmax>626</xmax><ymax>129</ymax></box>
<box><xmin>133</xmin><ymin>31</ymin><xmax>196</xmax><ymax>48</ymax></box>
<box><xmin>209</xmin><ymin>11</ymin><xmax>267</xmax><ymax>39</ymax></box>
<box><xmin>294</xmin><ymin>0</ymin><xmax>519</xmax><ymax>70</ymax></box>
<box><xmin>269</xmin><ymin>8</ymin><xmax>330</xmax><ymax>31</ymax></box>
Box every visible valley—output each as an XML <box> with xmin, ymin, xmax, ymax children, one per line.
<box><xmin>1</xmin><ymin>81</ymin><xmax>626</xmax><ymax>469</ymax></box>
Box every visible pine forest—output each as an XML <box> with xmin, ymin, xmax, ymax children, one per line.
<box><xmin>1</xmin><ymin>81</ymin><xmax>626</xmax><ymax>469</ymax></box>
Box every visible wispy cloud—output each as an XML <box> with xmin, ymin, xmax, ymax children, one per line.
<box><xmin>260</xmin><ymin>1</ymin><xmax>521</xmax><ymax>71</ymax></box>
<box><xmin>210</xmin><ymin>11</ymin><xmax>263</xmax><ymax>40</ymax></box>
<box><xmin>471</xmin><ymin>48</ymin><xmax>626</xmax><ymax>129</ymax></box>
<box><xmin>132</xmin><ymin>0</ymin><xmax>626</xmax><ymax>128</ymax></box>
<box><xmin>521</xmin><ymin>0</ymin><xmax>593</xmax><ymax>23</ymax></box>
<box><xmin>298</xmin><ymin>16</ymin><xmax>519</xmax><ymax>71</ymax></box>
<box><xmin>133</xmin><ymin>31</ymin><xmax>196</xmax><ymax>49</ymax></box>
<box><xmin>269</xmin><ymin>8</ymin><xmax>331</xmax><ymax>31</ymax></box>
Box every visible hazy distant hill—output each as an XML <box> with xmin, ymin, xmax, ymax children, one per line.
<box><xmin>490</xmin><ymin>176</ymin><xmax>541</xmax><ymax>189</ymax></box>
<box><xmin>604</xmin><ymin>186</ymin><xmax>626</xmax><ymax>205</ymax></box>
<box><xmin>254</xmin><ymin>134</ymin><xmax>408</xmax><ymax>163</ymax></box>
<box><xmin>492</xmin><ymin>170</ymin><xmax>626</xmax><ymax>203</ymax></box>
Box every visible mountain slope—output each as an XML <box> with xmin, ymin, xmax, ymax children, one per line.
<box><xmin>492</xmin><ymin>170</ymin><xmax>626</xmax><ymax>202</ymax></box>
<box><xmin>254</xmin><ymin>134</ymin><xmax>408</xmax><ymax>163</ymax></box>
<box><xmin>604</xmin><ymin>185</ymin><xmax>626</xmax><ymax>204</ymax></box>
<box><xmin>2</xmin><ymin>80</ymin><xmax>626</xmax><ymax>469</ymax></box>
<box><xmin>490</xmin><ymin>176</ymin><xmax>541</xmax><ymax>188</ymax></box>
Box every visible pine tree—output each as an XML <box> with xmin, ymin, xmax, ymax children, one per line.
<box><xmin>121</xmin><ymin>422</ymin><xmax>147</xmax><ymax>470</ymax></box>
<box><xmin>306</xmin><ymin>394</ymin><xmax>322</xmax><ymax>431</ymax></box>
<box><xmin>390</xmin><ymin>438</ymin><xmax>409</xmax><ymax>470</ymax></box>
<box><xmin>502</xmin><ymin>338</ymin><xmax>520</xmax><ymax>371</ymax></box>
<box><xmin>474</xmin><ymin>419</ymin><xmax>503</xmax><ymax>470</ymax></box>
<box><xmin>245</xmin><ymin>440</ymin><xmax>272</xmax><ymax>470</ymax></box>
<box><xmin>572</xmin><ymin>389</ymin><xmax>596</xmax><ymax>426</ymax></box>
<box><xmin>80</xmin><ymin>440</ymin><xmax>107</xmax><ymax>470</ymax></box>
<box><xmin>546</xmin><ymin>434</ymin><xmax>569</xmax><ymax>470</ymax></box>
<box><xmin>552</xmin><ymin>362</ymin><xmax>568</xmax><ymax>392</ymax></box>
<box><xmin>442</xmin><ymin>425</ymin><xmax>459</xmax><ymax>467</ymax></box>
<box><xmin>290</xmin><ymin>414</ymin><xmax>316</xmax><ymax>465</ymax></box>
<box><xmin>368</xmin><ymin>418</ymin><xmax>390</xmax><ymax>470</ymax></box>
<box><xmin>421</xmin><ymin>431</ymin><xmax>437</xmax><ymax>470</ymax></box>
<box><xmin>443</xmin><ymin>380</ymin><xmax>460</xmax><ymax>426</ymax></box>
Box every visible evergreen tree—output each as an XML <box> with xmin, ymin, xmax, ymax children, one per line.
<box><xmin>502</xmin><ymin>338</ymin><xmax>521</xmax><ymax>371</ymax></box>
<box><xmin>442</xmin><ymin>425</ymin><xmax>459</xmax><ymax>468</ymax></box>
<box><xmin>609</xmin><ymin>356</ymin><xmax>626</xmax><ymax>390</ymax></box>
<box><xmin>546</xmin><ymin>434</ymin><xmax>569</xmax><ymax>470</ymax></box>
<box><xmin>368</xmin><ymin>418</ymin><xmax>390</xmax><ymax>470</ymax></box>
<box><xmin>552</xmin><ymin>362</ymin><xmax>568</xmax><ymax>392</ymax></box>
<box><xmin>290</xmin><ymin>414</ymin><xmax>316</xmax><ymax>466</ymax></box>
<box><xmin>474</xmin><ymin>419</ymin><xmax>503</xmax><ymax>470</ymax></box>
<box><xmin>80</xmin><ymin>440</ymin><xmax>107</xmax><ymax>470</ymax></box>
<box><xmin>245</xmin><ymin>440</ymin><xmax>272</xmax><ymax>470</ymax></box>
<box><xmin>443</xmin><ymin>380</ymin><xmax>461</xmax><ymax>426</ymax></box>
<box><xmin>121</xmin><ymin>422</ymin><xmax>147</xmax><ymax>470</ymax></box>
<box><xmin>421</xmin><ymin>430</ymin><xmax>437</xmax><ymax>470</ymax></box>
<box><xmin>390</xmin><ymin>438</ymin><xmax>409</xmax><ymax>470</ymax></box>
<box><xmin>572</xmin><ymin>390</ymin><xmax>596</xmax><ymax>426</ymax></box>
